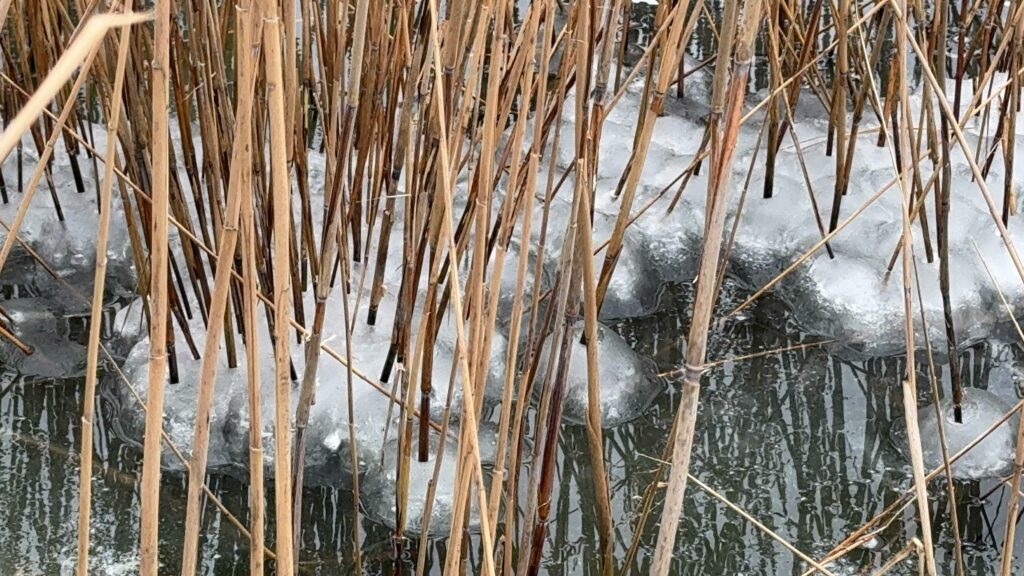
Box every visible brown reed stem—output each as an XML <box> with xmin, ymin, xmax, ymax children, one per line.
<box><xmin>261</xmin><ymin>2</ymin><xmax>295</xmax><ymax>573</ymax></box>
<box><xmin>651</xmin><ymin>0</ymin><xmax>763</xmax><ymax>573</ymax></box>
<box><xmin>75</xmin><ymin>4</ymin><xmax>132</xmax><ymax>572</ymax></box>
<box><xmin>139</xmin><ymin>0</ymin><xmax>171</xmax><ymax>572</ymax></box>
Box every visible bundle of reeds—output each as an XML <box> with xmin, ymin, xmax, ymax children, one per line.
<box><xmin>0</xmin><ymin>0</ymin><xmax>1023</xmax><ymax>574</ymax></box>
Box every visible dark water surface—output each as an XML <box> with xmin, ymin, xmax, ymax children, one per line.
<box><xmin>1</xmin><ymin>279</ymin><xmax>1021</xmax><ymax>575</ymax></box>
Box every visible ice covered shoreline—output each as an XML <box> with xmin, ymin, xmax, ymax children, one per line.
<box><xmin>0</xmin><ymin>68</ymin><xmax>1022</xmax><ymax>525</ymax></box>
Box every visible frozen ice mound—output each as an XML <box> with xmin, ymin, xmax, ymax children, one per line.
<box><xmin>534</xmin><ymin>320</ymin><xmax>664</xmax><ymax>427</ymax></box>
<box><xmin>429</xmin><ymin>319</ymin><xmax>510</xmax><ymax>414</ymax></box>
<box><xmin>538</xmin><ymin>75</ymin><xmax>1024</xmax><ymax>355</ymax></box>
<box><xmin>0</xmin><ymin>138</ymin><xmax>136</xmax><ymax>298</ymax></box>
<box><xmin>362</xmin><ymin>427</ymin><xmax>494</xmax><ymax>535</ymax></box>
<box><xmin>115</xmin><ymin>290</ymin><xmax>403</xmax><ymax>485</ymax></box>
<box><xmin>111</xmin><ymin>269</ymin><xmax>516</xmax><ymax>485</ymax></box>
<box><xmin>893</xmin><ymin>387</ymin><xmax>1020</xmax><ymax>480</ymax></box>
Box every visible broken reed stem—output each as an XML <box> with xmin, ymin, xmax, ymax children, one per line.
<box><xmin>139</xmin><ymin>0</ymin><xmax>171</xmax><ymax>573</ymax></box>
<box><xmin>76</xmin><ymin>5</ymin><xmax>133</xmax><ymax>572</ymax></box>
<box><xmin>651</xmin><ymin>0</ymin><xmax>764</xmax><ymax>573</ymax></box>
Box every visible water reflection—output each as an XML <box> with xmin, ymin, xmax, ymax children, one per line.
<box><xmin>0</xmin><ymin>280</ymin><xmax>1021</xmax><ymax>574</ymax></box>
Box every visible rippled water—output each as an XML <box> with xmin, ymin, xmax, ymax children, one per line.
<box><xmin>1</xmin><ymin>279</ymin><xmax>1021</xmax><ymax>575</ymax></box>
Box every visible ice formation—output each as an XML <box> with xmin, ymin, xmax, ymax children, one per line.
<box><xmin>115</xmin><ymin>289</ymin><xmax>405</xmax><ymax>484</ymax></box>
<box><xmin>0</xmin><ymin>297</ymin><xmax>87</xmax><ymax>379</ymax></box>
<box><xmin>362</xmin><ymin>428</ymin><xmax>494</xmax><ymax>535</ymax></box>
<box><xmin>0</xmin><ymin>134</ymin><xmax>136</xmax><ymax>300</ymax></box>
<box><xmin>533</xmin><ymin>320</ymin><xmax>664</xmax><ymax>427</ymax></box>
<box><xmin>0</xmin><ymin>133</ymin><xmax>136</xmax><ymax>378</ymax></box>
<box><xmin>537</xmin><ymin>69</ymin><xmax>1024</xmax><ymax>355</ymax></box>
<box><xmin>894</xmin><ymin>387</ymin><xmax>1020</xmax><ymax>480</ymax></box>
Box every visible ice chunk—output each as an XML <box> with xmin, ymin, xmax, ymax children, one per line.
<box><xmin>893</xmin><ymin>387</ymin><xmax>1019</xmax><ymax>480</ymax></box>
<box><xmin>116</xmin><ymin>289</ymin><xmax>404</xmax><ymax>485</ymax></box>
<box><xmin>534</xmin><ymin>321</ymin><xmax>664</xmax><ymax>427</ymax></box>
<box><xmin>429</xmin><ymin>320</ymin><xmax>510</xmax><ymax>414</ymax></box>
<box><xmin>362</xmin><ymin>430</ymin><xmax>485</xmax><ymax>535</ymax></box>
<box><xmin>0</xmin><ymin>144</ymin><xmax>136</xmax><ymax>296</ymax></box>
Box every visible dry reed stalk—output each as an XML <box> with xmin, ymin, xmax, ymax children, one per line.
<box><xmin>139</xmin><ymin>0</ymin><xmax>171</xmax><ymax>572</ymax></box>
<box><xmin>261</xmin><ymin>2</ymin><xmax>295</xmax><ymax>573</ymax></box>
<box><xmin>928</xmin><ymin>0</ymin><xmax>965</xmax><ymax>422</ymax></box>
<box><xmin>457</xmin><ymin>6</ymin><xmax>512</xmax><ymax>559</ymax></box>
<box><xmin>891</xmin><ymin>0</ymin><xmax>936</xmax><ymax>568</ymax></box>
<box><xmin>651</xmin><ymin>0</ymin><xmax>763</xmax><ymax>573</ymax></box>
<box><xmin>178</xmin><ymin>0</ymin><xmax>260</xmax><ymax>571</ymax></box>
<box><xmin>338</xmin><ymin>192</ymin><xmax>363</xmax><ymax>573</ymax></box>
<box><xmin>0</xmin><ymin>0</ymin><xmax>12</xmax><ymax>36</ymax></box>
<box><xmin>523</xmin><ymin>164</ymin><xmax>585</xmax><ymax>576</ymax></box>
<box><xmin>500</xmin><ymin>7</ymin><xmax>557</xmax><ymax>572</ymax></box>
<box><xmin>419</xmin><ymin>0</ymin><xmax>497</xmax><ymax>573</ymax></box>
<box><xmin>290</xmin><ymin>0</ymin><xmax>369</xmax><ymax>563</ymax></box>
<box><xmin>574</xmin><ymin>3</ymin><xmax>613</xmax><ymax>573</ymax></box>
<box><xmin>239</xmin><ymin>95</ymin><xmax>265</xmax><ymax>576</ymax></box>
<box><xmin>75</xmin><ymin>4</ymin><xmax>132</xmax><ymax>572</ymax></box>
<box><xmin>828</xmin><ymin>0</ymin><xmax>849</xmax><ymax>207</ymax></box>
<box><xmin>479</xmin><ymin>2</ymin><xmax>544</xmax><ymax>549</ymax></box>
<box><xmin>576</xmin><ymin>161</ymin><xmax>615</xmax><ymax>576</ymax></box>
<box><xmin>0</xmin><ymin>12</ymin><xmax>148</xmax><ymax>164</ymax></box>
